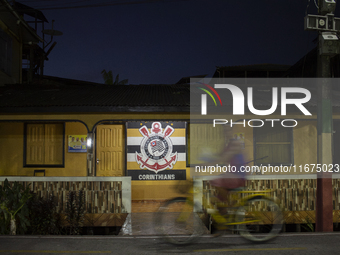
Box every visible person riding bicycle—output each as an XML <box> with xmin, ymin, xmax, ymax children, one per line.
<box><xmin>209</xmin><ymin>138</ymin><xmax>246</xmax><ymax>205</ymax></box>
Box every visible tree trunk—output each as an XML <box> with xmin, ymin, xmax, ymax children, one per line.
<box><xmin>10</xmin><ymin>218</ymin><xmax>16</xmax><ymax>235</ymax></box>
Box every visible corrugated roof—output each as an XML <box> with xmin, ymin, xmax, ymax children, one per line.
<box><xmin>216</xmin><ymin>64</ymin><xmax>291</xmax><ymax>72</ymax></box>
<box><xmin>2</xmin><ymin>77</ymin><xmax>340</xmax><ymax>114</ymax></box>
<box><xmin>212</xmin><ymin>64</ymin><xmax>291</xmax><ymax>79</ymax></box>
<box><xmin>0</xmin><ymin>83</ymin><xmax>190</xmax><ymax>113</ymax></box>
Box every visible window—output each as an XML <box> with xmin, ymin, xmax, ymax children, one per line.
<box><xmin>187</xmin><ymin>123</ymin><xmax>226</xmax><ymax>166</ymax></box>
<box><xmin>25</xmin><ymin>123</ymin><xmax>64</xmax><ymax>167</ymax></box>
<box><xmin>254</xmin><ymin>125</ymin><xmax>293</xmax><ymax>165</ymax></box>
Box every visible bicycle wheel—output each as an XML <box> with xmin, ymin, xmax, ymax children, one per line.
<box><xmin>155</xmin><ymin>197</ymin><xmax>205</xmax><ymax>245</ymax></box>
<box><xmin>235</xmin><ymin>197</ymin><xmax>283</xmax><ymax>243</ymax></box>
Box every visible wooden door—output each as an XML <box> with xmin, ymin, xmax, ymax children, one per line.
<box><xmin>96</xmin><ymin>125</ymin><xmax>124</xmax><ymax>176</ymax></box>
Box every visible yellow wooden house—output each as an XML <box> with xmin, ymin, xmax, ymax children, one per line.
<box><xmin>1</xmin><ymin>75</ymin><xmax>340</xmax><ymax>227</ymax></box>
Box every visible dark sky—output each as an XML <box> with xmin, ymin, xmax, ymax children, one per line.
<box><xmin>19</xmin><ymin>0</ymin><xmax>325</xmax><ymax>84</ymax></box>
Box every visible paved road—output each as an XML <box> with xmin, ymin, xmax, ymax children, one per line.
<box><xmin>0</xmin><ymin>233</ymin><xmax>339</xmax><ymax>255</ymax></box>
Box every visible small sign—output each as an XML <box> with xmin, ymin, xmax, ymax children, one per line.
<box><xmin>68</xmin><ymin>135</ymin><xmax>87</xmax><ymax>152</ymax></box>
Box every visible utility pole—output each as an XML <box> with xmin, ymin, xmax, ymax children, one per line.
<box><xmin>305</xmin><ymin>0</ymin><xmax>339</xmax><ymax>231</ymax></box>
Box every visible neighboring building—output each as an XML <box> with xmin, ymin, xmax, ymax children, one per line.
<box><xmin>0</xmin><ymin>0</ymin><xmax>53</xmax><ymax>86</ymax></box>
<box><xmin>286</xmin><ymin>47</ymin><xmax>340</xmax><ymax>78</ymax></box>
<box><xmin>0</xmin><ymin>0</ymin><xmax>44</xmax><ymax>85</ymax></box>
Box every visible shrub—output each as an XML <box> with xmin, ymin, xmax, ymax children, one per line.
<box><xmin>27</xmin><ymin>194</ymin><xmax>63</xmax><ymax>235</ymax></box>
<box><xmin>65</xmin><ymin>191</ymin><xmax>86</xmax><ymax>235</ymax></box>
<box><xmin>0</xmin><ymin>179</ymin><xmax>32</xmax><ymax>235</ymax></box>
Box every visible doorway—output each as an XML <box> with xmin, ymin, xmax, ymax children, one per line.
<box><xmin>96</xmin><ymin>125</ymin><xmax>124</xmax><ymax>176</ymax></box>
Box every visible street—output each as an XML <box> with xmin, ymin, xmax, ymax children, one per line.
<box><xmin>0</xmin><ymin>233</ymin><xmax>339</xmax><ymax>255</ymax></box>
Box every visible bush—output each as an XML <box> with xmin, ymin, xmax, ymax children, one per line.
<box><xmin>0</xmin><ymin>179</ymin><xmax>32</xmax><ymax>235</ymax></box>
<box><xmin>27</xmin><ymin>194</ymin><xmax>63</xmax><ymax>235</ymax></box>
<box><xmin>65</xmin><ymin>191</ymin><xmax>86</xmax><ymax>235</ymax></box>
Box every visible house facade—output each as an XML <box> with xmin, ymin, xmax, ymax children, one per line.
<box><xmin>1</xmin><ymin>78</ymin><xmax>340</xmax><ymax>225</ymax></box>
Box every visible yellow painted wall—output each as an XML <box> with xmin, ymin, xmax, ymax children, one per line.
<box><xmin>0</xmin><ymin>112</ymin><xmax>189</xmax><ymax>132</ymax></box>
<box><xmin>232</xmin><ymin>124</ymin><xmax>254</xmax><ymax>166</ymax></box>
<box><xmin>0</xmin><ymin>113</ymin><xmax>324</xmax><ymax>200</ymax></box>
<box><xmin>131</xmin><ymin>181</ymin><xmax>187</xmax><ymax>200</ymax></box>
<box><xmin>0</xmin><ymin>123</ymin><xmax>23</xmax><ymax>175</ymax></box>
<box><xmin>0</xmin><ymin>122</ymin><xmax>87</xmax><ymax>176</ymax></box>
<box><xmin>293</xmin><ymin>121</ymin><xmax>318</xmax><ymax>167</ymax></box>
<box><xmin>257</xmin><ymin>120</ymin><xmax>317</xmax><ymax>176</ymax></box>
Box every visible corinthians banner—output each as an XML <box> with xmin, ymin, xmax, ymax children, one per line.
<box><xmin>126</xmin><ymin>121</ymin><xmax>186</xmax><ymax>180</ymax></box>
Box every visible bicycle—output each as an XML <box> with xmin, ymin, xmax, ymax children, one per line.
<box><xmin>154</xmin><ymin>179</ymin><xmax>283</xmax><ymax>245</ymax></box>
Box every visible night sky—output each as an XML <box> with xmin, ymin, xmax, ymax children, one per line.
<box><xmin>19</xmin><ymin>0</ymin><xmax>327</xmax><ymax>84</ymax></box>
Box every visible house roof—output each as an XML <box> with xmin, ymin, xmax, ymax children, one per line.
<box><xmin>13</xmin><ymin>2</ymin><xmax>48</xmax><ymax>23</ymax></box>
<box><xmin>213</xmin><ymin>64</ymin><xmax>291</xmax><ymax>78</ymax></box>
<box><xmin>176</xmin><ymin>74</ymin><xmax>207</xmax><ymax>84</ymax></box>
<box><xmin>216</xmin><ymin>64</ymin><xmax>291</xmax><ymax>71</ymax></box>
<box><xmin>286</xmin><ymin>47</ymin><xmax>340</xmax><ymax>78</ymax></box>
<box><xmin>3</xmin><ymin>81</ymin><xmax>340</xmax><ymax>115</ymax></box>
<box><xmin>286</xmin><ymin>48</ymin><xmax>318</xmax><ymax>78</ymax></box>
<box><xmin>2</xmin><ymin>73</ymin><xmax>340</xmax><ymax>114</ymax></box>
<box><xmin>0</xmin><ymin>82</ymin><xmax>191</xmax><ymax>113</ymax></box>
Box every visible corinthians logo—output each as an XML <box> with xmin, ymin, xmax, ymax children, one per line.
<box><xmin>136</xmin><ymin>122</ymin><xmax>178</xmax><ymax>172</ymax></box>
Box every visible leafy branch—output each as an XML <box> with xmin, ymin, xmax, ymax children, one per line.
<box><xmin>101</xmin><ymin>69</ymin><xmax>128</xmax><ymax>85</ymax></box>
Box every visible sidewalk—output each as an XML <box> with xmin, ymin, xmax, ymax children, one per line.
<box><xmin>119</xmin><ymin>200</ymin><xmax>210</xmax><ymax>236</ymax></box>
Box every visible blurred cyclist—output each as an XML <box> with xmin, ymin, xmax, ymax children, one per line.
<box><xmin>209</xmin><ymin>138</ymin><xmax>246</xmax><ymax>204</ymax></box>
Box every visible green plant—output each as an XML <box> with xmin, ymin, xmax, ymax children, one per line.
<box><xmin>0</xmin><ymin>210</ymin><xmax>8</xmax><ymax>234</ymax></box>
<box><xmin>27</xmin><ymin>194</ymin><xmax>62</xmax><ymax>235</ymax></box>
<box><xmin>0</xmin><ymin>179</ymin><xmax>32</xmax><ymax>235</ymax></box>
<box><xmin>65</xmin><ymin>191</ymin><xmax>86</xmax><ymax>235</ymax></box>
<box><xmin>101</xmin><ymin>69</ymin><xmax>128</xmax><ymax>85</ymax></box>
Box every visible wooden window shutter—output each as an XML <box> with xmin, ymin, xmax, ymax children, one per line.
<box><xmin>44</xmin><ymin>124</ymin><xmax>63</xmax><ymax>165</ymax></box>
<box><xmin>26</xmin><ymin>124</ymin><xmax>45</xmax><ymax>165</ymax></box>
<box><xmin>26</xmin><ymin>123</ymin><xmax>63</xmax><ymax>165</ymax></box>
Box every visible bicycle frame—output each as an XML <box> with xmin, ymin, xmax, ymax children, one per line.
<box><xmin>213</xmin><ymin>190</ymin><xmax>275</xmax><ymax>227</ymax></box>
<box><xmin>190</xmin><ymin>179</ymin><xmax>280</xmax><ymax>227</ymax></box>
<box><xmin>155</xmin><ymin>179</ymin><xmax>283</xmax><ymax>244</ymax></box>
